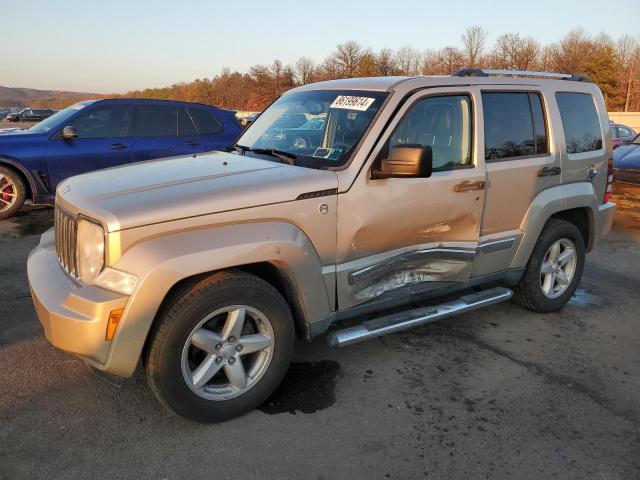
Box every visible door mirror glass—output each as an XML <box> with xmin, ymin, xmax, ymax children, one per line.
<box><xmin>61</xmin><ymin>125</ymin><xmax>78</xmax><ymax>140</ymax></box>
<box><xmin>372</xmin><ymin>145</ymin><xmax>433</xmax><ymax>179</ymax></box>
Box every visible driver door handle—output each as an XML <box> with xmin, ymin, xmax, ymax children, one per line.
<box><xmin>111</xmin><ymin>143</ymin><xmax>127</xmax><ymax>150</ymax></box>
<box><xmin>454</xmin><ymin>180</ymin><xmax>485</xmax><ymax>192</ymax></box>
<box><xmin>186</xmin><ymin>140</ymin><xmax>200</xmax><ymax>146</ymax></box>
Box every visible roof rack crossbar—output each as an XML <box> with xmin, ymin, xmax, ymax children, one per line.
<box><xmin>453</xmin><ymin>68</ymin><xmax>591</xmax><ymax>83</ymax></box>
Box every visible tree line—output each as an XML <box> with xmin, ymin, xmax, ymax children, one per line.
<box><xmin>31</xmin><ymin>27</ymin><xmax>640</xmax><ymax>112</ymax></box>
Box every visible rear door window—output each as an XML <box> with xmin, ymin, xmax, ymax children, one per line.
<box><xmin>188</xmin><ymin>108</ymin><xmax>223</xmax><ymax>135</ymax></box>
<box><xmin>134</xmin><ymin>105</ymin><xmax>177</xmax><ymax>137</ymax></box>
<box><xmin>555</xmin><ymin>93</ymin><xmax>603</xmax><ymax>154</ymax></box>
<box><xmin>482</xmin><ymin>92</ymin><xmax>548</xmax><ymax>161</ymax></box>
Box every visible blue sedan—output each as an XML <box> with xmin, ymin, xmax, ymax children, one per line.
<box><xmin>0</xmin><ymin>98</ymin><xmax>242</xmax><ymax>218</ymax></box>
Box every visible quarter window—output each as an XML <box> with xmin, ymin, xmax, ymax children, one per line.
<box><xmin>68</xmin><ymin>105</ymin><xmax>132</xmax><ymax>139</ymax></box>
<box><xmin>189</xmin><ymin>108</ymin><xmax>223</xmax><ymax>135</ymax></box>
<box><xmin>556</xmin><ymin>93</ymin><xmax>603</xmax><ymax>154</ymax></box>
<box><xmin>178</xmin><ymin>107</ymin><xmax>198</xmax><ymax>136</ymax></box>
<box><xmin>135</xmin><ymin>105</ymin><xmax>177</xmax><ymax>137</ymax></box>
<box><xmin>388</xmin><ymin>95</ymin><xmax>472</xmax><ymax>171</ymax></box>
<box><xmin>482</xmin><ymin>92</ymin><xmax>548</xmax><ymax>161</ymax></box>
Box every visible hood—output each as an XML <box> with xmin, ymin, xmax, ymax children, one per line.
<box><xmin>0</xmin><ymin>127</ymin><xmax>33</xmax><ymax>136</ymax></box>
<box><xmin>57</xmin><ymin>150</ymin><xmax>338</xmax><ymax>232</ymax></box>
<box><xmin>613</xmin><ymin>144</ymin><xmax>640</xmax><ymax>170</ymax></box>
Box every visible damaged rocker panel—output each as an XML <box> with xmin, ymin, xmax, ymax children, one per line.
<box><xmin>346</xmin><ymin>239</ymin><xmax>517</xmax><ymax>301</ymax></box>
<box><xmin>348</xmin><ymin>248</ymin><xmax>476</xmax><ymax>286</ymax></box>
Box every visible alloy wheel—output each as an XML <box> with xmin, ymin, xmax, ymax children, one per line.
<box><xmin>181</xmin><ymin>305</ymin><xmax>275</xmax><ymax>401</ymax></box>
<box><xmin>540</xmin><ymin>238</ymin><xmax>578</xmax><ymax>299</ymax></box>
<box><xmin>0</xmin><ymin>173</ymin><xmax>17</xmax><ymax>213</ymax></box>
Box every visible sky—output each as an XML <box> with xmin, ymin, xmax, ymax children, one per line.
<box><xmin>2</xmin><ymin>0</ymin><xmax>638</xmax><ymax>94</ymax></box>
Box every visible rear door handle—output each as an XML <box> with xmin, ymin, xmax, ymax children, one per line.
<box><xmin>186</xmin><ymin>140</ymin><xmax>200</xmax><ymax>146</ymax></box>
<box><xmin>454</xmin><ymin>180</ymin><xmax>485</xmax><ymax>192</ymax></box>
<box><xmin>111</xmin><ymin>143</ymin><xmax>127</xmax><ymax>150</ymax></box>
<box><xmin>538</xmin><ymin>166</ymin><xmax>561</xmax><ymax>177</ymax></box>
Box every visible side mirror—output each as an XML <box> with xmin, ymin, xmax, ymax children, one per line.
<box><xmin>371</xmin><ymin>145</ymin><xmax>433</xmax><ymax>180</ymax></box>
<box><xmin>61</xmin><ymin>126</ymin><xmax>78</xmax><ymax>140</ymax></box>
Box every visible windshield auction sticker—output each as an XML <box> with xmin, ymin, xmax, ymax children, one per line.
<box><xmin>330</xmin><ymin>96</ymin><xmax>375</xmax><ymax>111</ymax></box>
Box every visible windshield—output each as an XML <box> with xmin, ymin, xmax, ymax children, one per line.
<box><xmin>632</xmin><ymin>133</ymin><xmax>640</xmax><ymax>145</ymax></box>
<box><xmin>29</xmin><ymin>101</ymin><xmax>95</xmax><ymax>134</ymax></box>
<box><xmin>236</xmin><ymin>89</ymin><xmax>388</xmax><ymax>168</ymax></box>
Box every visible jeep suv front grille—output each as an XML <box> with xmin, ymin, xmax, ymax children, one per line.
<box><xmin>55</xmin><ymin>205</ymin><xmax>78</xmax><ymax>277</ymax></box>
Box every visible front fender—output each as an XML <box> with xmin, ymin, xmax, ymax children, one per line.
<box><xmin>103</xmin><ymin>221</ymin><xmax>330</xmax><ymax>377</ymax></box>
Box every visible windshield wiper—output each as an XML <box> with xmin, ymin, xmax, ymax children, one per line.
<box><xmin>233</xmin><ymin>144</ymin><xmax>296</xmax><ymax>165</ymax></box>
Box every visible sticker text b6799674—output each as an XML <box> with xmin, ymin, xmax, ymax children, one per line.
<box><xmin>330</xmin><ymin>95</ymin><xmax>375</xmax><ymax>111</ymax></box>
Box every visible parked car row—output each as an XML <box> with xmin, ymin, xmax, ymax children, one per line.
<box><xmin>0</xmin><ymin>98</ymin><xmax>243</xmax><ymax>218</ymax></box>
<box><xmin>5</xmin><ymin>108</ymin><xmax>56</xmax><ymax>122</ymax></box>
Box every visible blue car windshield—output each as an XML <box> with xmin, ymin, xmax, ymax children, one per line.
<box><xmin>236</xmin><ymin>89</ymin><xmax>388</xmax><ymax>168</ymax></box>
<box><xmin>29</xmin><ymin>101</ymin><xmax>96</xmax><ymax>134</ymax></box>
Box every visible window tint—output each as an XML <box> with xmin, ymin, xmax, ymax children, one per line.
<box><xmin>483</xmin><ymin>92</ymin><xmax>548</xmax><ymax>160</ymax></box>
<box><xmin>189</xmin><ymin>108</ymin><xmax>222</xmax><ymax>135</ymax></box>
<box><xmin>389</xmin><ymin>95</ymin><xmax>472</xmax><ymax>171</ymax></box>
<box><xmin>610</xmin><ymin>126</ymin><xmax>619</xmax><ymax>138</ymax></box>
<box><xmin>178</xmin><ymin>107</ymin><xmax>198</xmax><ymax>136</ymax></box>
<box><xmin>556</xmin><ymin>93</ymin><xmax>602</xmax><ymax>154</ymax></box>
<box><xmin>619</xmin><ymin>126</ymin><xmax>634</xmax><ymax>137</ymax></box>
<box><xmin>68</xmin><ymin>105</ymin><xmax>132</xmax><ymax>139</ymax></box>
<box><xmin>135</xmin><ymin>105</ymin><xmax>177</xmax><ymax>137</ymax></box>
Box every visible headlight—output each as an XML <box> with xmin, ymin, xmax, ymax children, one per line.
<box><xmin>76</xmin><ymin>218</ymin><xmax>105</xmax><ymax>283</ymax></box>
<box><xmin>94</xmin><ymin>268</ymin><xmax>138</xmax><ymax>296</ymax></box>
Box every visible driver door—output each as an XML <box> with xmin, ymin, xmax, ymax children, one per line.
<box><xmin>46</xmin><ymin>103</ymin><xmax>133</xmax><ymax>192</ymax></box>
<box><xmin>336</xmin><ymin>87</ymin><xmax>486</xmax><ymax>310</ymax></box>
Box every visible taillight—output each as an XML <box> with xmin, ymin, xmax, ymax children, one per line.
<box><xmin>603</xmin><ymin>157</ymin><xmax>614</xmax><ymax>203</ymax></box>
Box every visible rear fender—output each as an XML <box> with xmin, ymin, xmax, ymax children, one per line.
<box><xmin>510</xmin><ymin>183</ymin><xmax>597</xmax><ymax>268</ymax></box>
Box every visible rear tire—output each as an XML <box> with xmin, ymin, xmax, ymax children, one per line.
<box><xmin>514</xmin><ymin>219</ymin><xmax>585</xmax><ymax>313</ymax></box>
<box><xmin>0</xmin><ymin>166</ymin><xmax>26</xmax><ymax>219</ymax></box>
<box><xmin>145</xmin><ymin>271</ymin><xmax>295</xmax><ymax>423</ymax></box>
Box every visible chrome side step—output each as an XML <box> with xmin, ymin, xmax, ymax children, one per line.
<box><xmin>327</xmin><ymin>287</ymin><xmax>513</xmax><ymax>348</ymax></box>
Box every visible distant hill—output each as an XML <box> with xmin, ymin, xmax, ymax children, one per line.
<box><xmin>0</xmin><ymin>85</ymin><xmax>100</xmax><ymax>108</ymax></box>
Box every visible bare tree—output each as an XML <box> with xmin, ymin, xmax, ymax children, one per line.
<box><xmin>396</xmin><ymin>46</ymin><xmax>422</xmax><ymax>75</ymax></box>
<box><xmin>334</xmin><ymin>41</ymin><xmax>363</xmax><ymax>77</ymax></box>
<box><xmin>461</xmin><ymin>25</ymin><xmax>488</xmax><ymax>68</ymax></box>
<box><xmin>376</xmin><ymin>48</ymin><xmax>396</xmax><ymax>76</ymax></box>
<box><xmin>490</xmin><ymin>33</ymin><xmax>540</xmax><ymax>70</ymax></box>
<box><xmin>295</xmin><ymin>57</ymin><xmax>316</xmax><ymax>85</ymax></box>
<box><xmin>617</xmin><ymin>35</ymin><xmax>640</xmax><ymax>111</ymax></box>
<box><xmin>547</xmin><ymin>28</ymin><xmax>593</xmax><ymax>73</ymax></box>
<box><xmin>436</xmin><ymin>47</ymin><xmax>465</xmax><ymax>74</ymax></box>
<box><xmin>320</xmin><ymin>56</ymin><xmax>342</xmax><ymax>81</ymax></box>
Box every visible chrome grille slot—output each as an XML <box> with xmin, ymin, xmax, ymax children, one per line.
<box><xmin>55</xmin><ymin>205</ymin><xmax>78</xmax><ymax>277</ymax></box>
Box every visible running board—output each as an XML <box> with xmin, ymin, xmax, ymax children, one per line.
<box><xmin>327</xmin><ymin>287</ymin><xmax>513</xmax><ymax>348</ymax></box>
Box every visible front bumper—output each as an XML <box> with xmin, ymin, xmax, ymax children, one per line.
<box><xmin>27</xmin><ymin>228</ymin><xmax>129</xmax><ymax>371</ymax></box>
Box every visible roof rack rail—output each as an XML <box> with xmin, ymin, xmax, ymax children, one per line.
<box><xmin>453</xmin><ymin>68</ymin><xmax>591</xmax><ymax>83</ymax></box>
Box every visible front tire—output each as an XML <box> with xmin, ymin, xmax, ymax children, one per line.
<box><xmin>145</xmin><ymin>271</ymin><xmax>295</xmax><ymax>422</ymax></box>
<box><xmin>514</xmin><ymin>219</ymin><xmax>585</xmax><ymax>313</ymax></box>
<box><xmin>0</xmin><ymin>166</ymin><xmax>26</xmax><ymax>219</ymax></box>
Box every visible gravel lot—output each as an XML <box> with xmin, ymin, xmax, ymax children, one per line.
<box><xmin>1</xmin><ymin>206</ymin><xmax>639</xmax><ymax>480</ymax></box>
